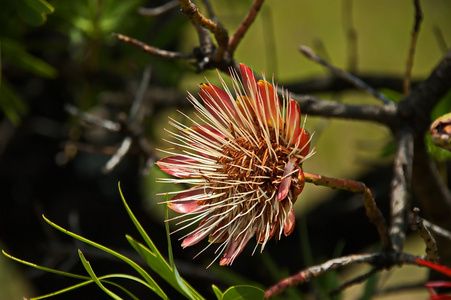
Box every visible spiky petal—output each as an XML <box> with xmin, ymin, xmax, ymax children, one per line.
<box><xmin>157</xmin><ymin>63</ymin><xmax>313</xmax><ymax>266</ymax></box>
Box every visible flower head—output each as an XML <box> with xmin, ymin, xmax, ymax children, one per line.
<box><xmin>157</xmin><ymin>64</ymin><xmax>313</xmax><ymax>266</ymax></box>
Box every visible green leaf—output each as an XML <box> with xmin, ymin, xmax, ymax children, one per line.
<box><xmin>12</xmin><ymin>0</ymin><xmax>54</xmax><ymax>26</ymax></box>
<box><xmin>164</xmin><ymin>200</ymin><xmax>200</xmax><ymax>299</ymax></box>
<box><xmin>3</xmin><ymin>250</ymin><xmax>89</xmax><ymax>281</ymax></box>
<box><xmin>78</xmin><ymin>250</ymin><xmax>123</xmax><ymax>300</ymax></box>
<box><xmin>119</xmin><ymin>183</ymin><xmax>204</xmax><ymax>299</ymax></box>
<box><xmin>222</xmin><ymin>285</ymin><xmax>265</xmax><ymax>300</ymax></box>
<box><xmin>212</xmin><ymin>285</ymin><xmax>223</xmax><ymax>300</ymax></box>
<box><xmin>41</xmin><ymin>215</ymin><xmax>168</xmax><ymax>299</ymax></box>
<box><xmin>126</xmin><ymin>236</ymin><xmax>204</xmax><ymax>300</ymax></box>
<box><xmin>0</xmin><ymin>79</ymin><xmax>29</xmax><ymax>125</ymax></box>
<box><xmin>118</xmin><ymin>182</ymin><xmax>164</xmax><ymax>256</ymax></box>
<box><xmin>2</xmin><ymin>38</ymin><xmax>58</xmax><ymax>78</ymax></box>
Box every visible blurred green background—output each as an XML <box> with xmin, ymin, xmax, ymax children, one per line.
<box><xmin>1</xmin><ymin>0</ymin><xmax>450</xmax><ymax>299</ymax></box>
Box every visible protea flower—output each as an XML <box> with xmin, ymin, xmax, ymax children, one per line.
<box><xmin>157</xmin><ymin>64</ymin><xmax>313</xmax><ymax>266</ymax></box>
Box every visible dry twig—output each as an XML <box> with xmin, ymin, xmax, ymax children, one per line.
<box><xmin>227</xmin><ymin>0</ymin><xmax>265</xmax><ymax>56</ymax></box>
<box><xmin>112</xmin><ymin>33</ymin><xmax>194</xmax><ymax>60</ymax></box>
<box><xmin>413</xmin><ymin>208</ymin><xmax>439</xmax><ymax>262</ymax></box>
<box><xmin>138</xmin><ymin>0</ymin><xmax>179</xmax><ymax>16</ymax></box>
<box><xmin>299</xmin><ymin>46</ymin><xmax>393</xmax><ymax>105</ymax></box>
<box><xmin>403</xmin><ymin>0</ymin><xmax>423</xmax><ymax>95</ymax></box>
<box><xmin>304</xmin><ymin>172</ymin><xmax>391</xmax><ymax>250</ymax></box>
<box><xmin>179</xmin><ymin>0</ymin><xmax>229</xmax><ymax>62</ymax></box>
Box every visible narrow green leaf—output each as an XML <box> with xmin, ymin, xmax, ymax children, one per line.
<box><xmin>222</xmin><ymin>285</ymin><xmax>265</xmax><ymax>300</ymax></box>
<box><xmin>41</xmin><ymin>215</ymin><xmax>168</xmax><ymax>299</ymax></box>
<box><xmin>118</xmin><ymin>182</ymin><xmax>164</xmax><ymax>257</ymax></box>
<box><xmin>0</xmin><ymin>79</ymin><xmax>28</xmax><ymax>126</ymax></box>
<box><xmin>164</xmin><ymin>200</ymin><xmax>202</xmax><ymax>300</ymax></box>
<box><xmin>212</xmin><ymin>285</ymin><xmax>223</xmax><ymax>300</ymax></box>
<box><xmin>2</xmin><ymin>38</ymin><xmax>58</xmax><ymax>78</ymax></box>
<box><xmin>126</xmin><ymin>236</ymin><xmax>204</xmax><ymax>300</ymax></box>
<box><xmin>78</xmin><ymin>250</ymin><xmax>123</xmax><ymax>300</ymax></box>
<box><xmin>3</xmin><ymin>250</ymin><xmax>89</xmax><ymax>280</ymax></box>
<box><xmin>119</xmin><ymin>183</ymin><xmax>203</xmax><ymax>299</ymax></box>
<box><xmin>25</xmin><ymin>0</ymin><xmax>54</xmax><ymax>14</ymax></box>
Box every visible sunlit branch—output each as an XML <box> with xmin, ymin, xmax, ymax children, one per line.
<box><xmin>265</xmin><ymin>252</ymin><xmax>426</xmax><ymax>298</ymax></box>
<box><xmin>304</xmin><ymin>172</ymin><xmax>391</xmax><ymax>250</ymax></box>
<box><xmin>112</xmin><ymin>33</ymin><xmax>194</xmax><ymax>60</ymax></box>
<box><xmin>179</xmin><ymin>0</ymin><xmax>229</xmax><ymax>62</ymax></box>
<box><xmin>228</xmin><ymin>0</ymin><xmax>265</xmax><ymax>56</ymax></box>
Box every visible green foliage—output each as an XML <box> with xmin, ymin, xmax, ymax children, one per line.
<box><xmin>12</xmin><ymin>0</ymin><xmax>54</xmax><ymax>26</ymax></box>
<box><xmin>2</xmin><ymin>184</ymin><xmax>267</xmax><ymax>299</ymax></box>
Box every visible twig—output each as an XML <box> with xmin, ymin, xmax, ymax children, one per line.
<box><xmin>65</xmin><ymin>104</ymin><xmax>121</xmax><ymax>132</ymax></box>
<box><xmin>403</xmin><ymin>0</ymin><xmax>423</xmax><ymax>95</ymax></box>
<box><xmin>342</xmin><ymin>0</ymin><xmax>358</xmax><ymax>73</ymax></box>
<box><xmin>411</xmin><ymin>137</ymin><xmax>451</xmax><ymax>267</ymax></box>
<box><xmin>285</xmin><ymin>74</ymin><xmax>420</xmax><ymax>94</ymax></box>
<box><xmin>193</xmin><ymin>23</ymin><xmax>214</xmax><ymax>71</ymax></box>
<box><xmin>227</xmin><ymin>0</ymin><xmax>265</xmax><ymax>56</ymax></box>
<box><xmin>138</xmin><ymin>0</ymin><xmax>179</xmax><ymax>16</ymax></box>
<box><xmin>389</xmin><ymin>128</ymin><xmax>414</xmax><ymax>252</ymax></box>
<box><xmin>265</xmin><ymin>252</ymin><xmax>426</xmax><ymax>298</ymax></box>
<box><xmin>200</xmin><ymin>0</ymin><xmax>216</xmax><ymax>21</ymax></box>
<box><xmin>103</xmin><ymin>136</ymin><xmax>132</xmax><ymax>174</ymax></box>
<box><xmin>413</xmin><ymin>207</ymin><xmax>439</xmax><ymax>262</ymax></box>
<box><xmin>290</xmin><ymin>94</ymin><xmax>397</xmax><ymax>126</ymax></box>
<box><xmin>397</xmin><ymin>49</ymin><xmax>451</xmax><ymax>132</ymax></box>
<box><xmin>179</xmin><ymin>0</ymin><xmax>229</xmax><ymax>62</ymax></box>
<box><xmin>422</xmin><ymin>219</ymin><xmax>451</xmax><ymax>241</ymax></box>
<box><xmin>433</xmin><ymin>26</ymin><xmax>449</xmax><ymax>54</ymax></box>
<box><xmin>330</xmin><ymin>267</ymin><xmax>380</xmax><ymax>296</ymax></box>
<box><xmin>129</xmin><ymin>66</ymin><xmax>152</xmax><ymax>125</ymax></box>
<box><xmin>112</xmin><ymin>33</ymin><xmax>194</xmax><ymax>60</ymax></box>
<box><xmin>304</xmin><ymin>172</ymin><xmax>392</xmax><ymax>250</ymax></box>
<box><xmin>299</xmin><ymin>46</ymin><xmax>393</xmax><ymax>105</ymax></box>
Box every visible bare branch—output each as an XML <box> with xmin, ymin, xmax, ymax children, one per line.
<box><xmin>65</xmin><ymin>105</ymin><xmax>121</xmax><ymax>132</ymax></box>
<box><xmin>413</xmin><ymin>207</ymin><xmax>439</xmax><ymax>262</ymax></box>
<box><xmin>227</xmin><ymin>0</ymin><xmax>265</xmax><ymax>56</ymax></box>
<box><xmin>330</xmin><ymin>268</ymin><xmax>379</xmax><ymax>296</ymax></box>
<box><xmin>299</xmin><ymin>46</ymin><xmax>393</xmax><ymax>105</ymax></box>
<box><xmin>138</xmin><ymin>0</ymin><xmax>179</xmax><ymax>16</ymax></box>
<box><xmin>291</xmin><ymin>94</ymin><xmax>397</xmax><ymax>126</ymax></box>
<box><xmin>179</xmin><ymin>0</ymin><xmax>229</xmax><ymax>62</ymax></box>
<box><xmin>389</xmin><ymin>128</ymin><xmax>414</xmax><ymax>252</ymax></box>
<box><xmin>265</xmin><ymin>252</ymin><xmax>425</xmax><ymax>298</ymax></box>
<box><xmin>403</xmin><ymin>0</ymin><xmax>423</xmax><ymax>95</ymax></box>
<box><xmin>304</xmin><ymin>172</ymin><xmax>391</xmax><ymax>250</ymax></box>
<box><xmin>397</xmin><ymin>49</ymin><xmax>451</xmax><ymax>133</ymax></box>
<box><xmin>112</xmin><ymin>33</ymin><xmax>194</xmax><ymax>60</ymax></box>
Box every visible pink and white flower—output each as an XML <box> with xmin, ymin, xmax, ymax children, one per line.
<box><xmin>157</xmin><ymin>64</ymin><xmax>313</xmax><ymax>266</ymax></box>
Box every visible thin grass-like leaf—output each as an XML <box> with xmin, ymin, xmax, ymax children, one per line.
<box><xmin>3</xmin><ymin>250</ymin><xmax>89</xmax><ymax>280</ymax></box>
<box><xmin>118</xmin><ymin>182</ymin><xmax>163</xmax><ymax>256</ymax></box>
<box><xmin>78</xmin><ymin>250</ymin><xmax>123</xmax><ymax>300</ymax></box>
<box><xmin>164</xmin><ymin>200</ymin><xmax>203</xmax><ymax>300</ymax></box>
<box><xmin>120</xmin><ymin>184</ymin><xmax>204</xmax><ymax>300</ymax></box>
<box><xmin>41</xmin><ymin>215</ymin><xmax>167</xmax><ymax>299</ymax></box>
<box><xmin>126</xmin><ymin>235</ymin><xmax>204</xmax><ymax>300</ymax></box>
